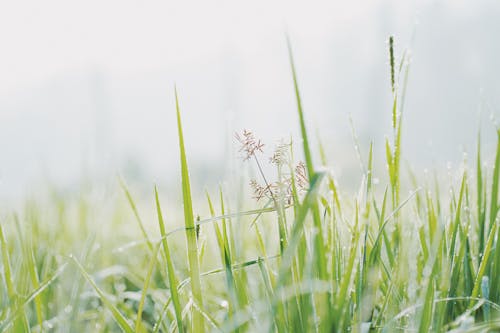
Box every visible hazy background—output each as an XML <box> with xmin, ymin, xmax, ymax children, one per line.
<box><xmin>1</xmin><ymin>0</ymin><xmax>499</xmax><ymax>200</ymax></box>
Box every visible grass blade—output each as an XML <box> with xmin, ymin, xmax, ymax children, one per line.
<box><xmin>135</xmin><ymin>242</ymin><xmax>161</xmax><ymax>332</ymax></box>
<box><xmin>155</xmin><ymin>186</ymin><xmax>185</xmax><ymax>333</ymax></box>
<box><xmin>71</xmin><ymin>256</ymin><xmax>135</xmax><ymax>333</ymax></box>
<box><xmin>470</xmin><ymin>222</ymin><xmax>497</xmax><ymax>307</ymax></box>
<box><xmin>119</xmin><ymin>177</ymin><xmax>154</xmax><ymax>253</ymax></box>
<box><xmin>287</xmin><ymin>36</ymin><xmax>327</xmax><ymax>286</ymax></box>
<box><xmin>175</xmin><ymin>88</ymin><xmax>204</xmax><ymax>331</ymax></box>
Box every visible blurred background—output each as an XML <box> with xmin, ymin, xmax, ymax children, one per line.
<box><xmin>1</xmin><ymin>0</ymin><xmax>499</xmax><ymax>200</ymax></box>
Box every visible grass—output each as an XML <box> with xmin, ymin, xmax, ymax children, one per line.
<box><xmin>1</xmin><ymin>37</ymin><xmax>500</xmax><ymax>332</ymax></box>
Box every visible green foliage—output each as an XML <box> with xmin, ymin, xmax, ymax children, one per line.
<box><xmin>0</xmin><ymin>38</ymin><xmax>500</xmax><ymax>332</ymax></box>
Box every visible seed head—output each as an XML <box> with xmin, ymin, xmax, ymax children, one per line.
<box><xmin>250</xmin><ymin>179</ymin><xmax>273</xmax><ymax>201</ymax></box>
<box><xmin>389</xmin><ymin>35</ymin><xmax>395</xmax><ymax>93</ymax></box>
<box><xmin>295</xmin><ymin>161</ymin><xmax>308</xmax><ymax>191</ymax></box>
<box><xmin>270</xmin><ymin>140</ymin><xmax>292</xmax><ymax>166</ymax></box>
<box><xmin>235</xmin><ymin>130</ymin><xmax>264</xmax><ymax>161</ymax></box>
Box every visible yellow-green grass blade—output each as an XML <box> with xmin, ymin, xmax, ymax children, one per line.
<box><xmin>317</xmin><ymin>136</ymin><xmax>342</xmax><ymax>215</ymax></box>
<box><xmin>71</xmin><ymin>256</ymin><xmax>135</xmax><ymax>333</ymax></box>
<box><xmin>0</xmin><ymin>222</ymin><xmax>29</xmax><ymax>332</ymax></box>
<box><xmin>191</xmin><ymin>302</ymin><xmax>222</xmax><ymax>332</ymax></box>
<box><xmin>111</xmin><ymin>205</ymin><xmax>284</xmax><ymax>254</ymax></box>
<box><xmin>219</xmin><ymin>189</ymin><xmax>243</xmax><ymax>317</ymax></box>
<box><xmin>0</xmin><ymin>263</ymin><xmax>67</xmax><ymax>332</ymax></box>
<box><xmin>67</xmin><ymin>234</ymin><xmax>96</xmax><ymax>332</ymax></box>
<box><xmin>151</xmin><ymin>297</ymin><xmax>172</xmax><ymax>333</ymax></box>
<box><xmin>175</xmin><ymin>88</ymin><xmax>204</xmax><ymax>331</ymax></box>
<box><xmin>206</xmin><ymin>189</ymin><xmax>240</xmax><ymax>329</ymax></box>
<box><xmin>489</xmin><ymin>128</ymin><xmax>500</xmax><ymax>230</ymax></box>
<box><xmin>13</xmin><ymin>214</ymin><xmax>44</xmax><ymax>330</ymax></box>
<box><xmin>448</xmin><ymin>172</ymin><xmax>467</xmax><ymax>262</ymax></box>
<box><xmin>287</xmin><ymin>36</ymin><xmax>327</xmax><ymax>283</ymax></box>
<box><xmin>477</xmin><ymin>131</ymin><xmax>486</xmax><ymax>257</ymax></box>
<box><xmin>286</xmin><ymin>36</ymin><xmax>313</xmax><ymax>179</ymax></box>
<box><xmin>364</xmin><ymin>142</ymin><xmax>374</xmax><ymax>216</ymax></box>
<box><xmin>270</xmin><ymin>172</ymin><xmax>326</xmax><ymax>331</ymax></box>
<box><xmin>0</xmin><ymin>223</ymin><xmax>15</xmax><ymax>304</ymax></box>
<box><xmin>333</xmin><ymin>203</ymin><xmax>361</xmax><ymax>331</ymax></box>
<box><xmin>135</xmin><ymin>242</ymin><xmax>161</xmax><ymax>333</ymax></box>
<box><xmin>9</xmin><ymin>214</ymin><xmax>42</xmax><ymax>331</ymax></box>
<box><xmin>257</xmin><ymin>259</ymin><xmax>282</xmax><ymax>330</ymax></box>
<box><xmin>119</xmin><ymin>176</ymin><xmax>154</xmax><ymax>253</ymax></box>
<box><xmin>418</xmin><ymin>278</ymin><xmax>434</xmax><ymax>333</ymax></box>
<box><xmin>445</xmin><ymin>224</ymin><xmax>467</xmax><ymax>322</ymax></box>
<box><xmin>470</xmin><ymin>222</ymin><xmax>497</xmax><ymax>307</ymax></box>
<box><xmin>25</xmin><ymin>242</ymin><xmax>44</xmax><ymax>331</ymax></box>
<box><xmin>489</xmin><ymin>129</ymin><xmax>500</xmax><ymax>300</ymax></box>
<box><xmin>205</xmin><ymin>191</ymin><xmax>223</xmax><ymax>261</ymax></box>
<box><xmin>370</xmin><ymin>189</ymin><xmax>419</xmax><ymax>268</ymax></box>
<box><xmin>276</xmin><ymin>171</ymin><xmax>326</xmax><ymax>281</ymax></box>
<box><xmin>154</xmin><ymin>186</ymin><xmax>184</xmax><ymax>333</ymax></box>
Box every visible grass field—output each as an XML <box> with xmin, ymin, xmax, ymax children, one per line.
<box><xmin>1</xmin><ymin>38</ymin><xmax>500</xmax><ymax>332</ymax></box>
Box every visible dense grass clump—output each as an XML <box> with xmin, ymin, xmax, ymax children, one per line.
<box><xmin>1</xmin><ymin>38</ymin><xmax>500</xmax><ymax>332</ymax></box>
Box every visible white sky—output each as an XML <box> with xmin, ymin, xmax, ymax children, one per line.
<box><xmin>0</xmin><ymin>0</ymin><xmax>498</xmax><ymax>199</ymax></box>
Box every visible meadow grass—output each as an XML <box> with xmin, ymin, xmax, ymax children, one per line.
<box><xmin>1</xmin><ymin>38</ymin><xmax>500</xmax><ymax>332</ymax></box>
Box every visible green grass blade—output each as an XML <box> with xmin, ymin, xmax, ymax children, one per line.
<box><xmin>71</xmin><ymin>256</ymin><xmax>135</xmax><ymax>333</ymax></box>
<box><xmin>0</xmin><ymin>263</ymin><xmax>67</xmax><ymax>332</ymax></box>
<box><xmin>449</xmin><ymin>172</ymin><xmax>467</xmax><ymax>261</ymax></box>
<box><xmin>286</xmin><ymin>36</ymin><xmax>313</xmax><ymax>179</ymax></box>
<box><xmin>13</xmin><ymin>214</ymin><xmax>44</xmax><ymax>330</ymax></box>
<box><xmin>154</xmin><ymin>186</ymin><xmax>185</xmax><ymax>333</ymax></box>
<box><xmin>287</xmin><ymin>37</ymin><xmax>327</xmax><ymax>285</ymax></box>
<box><xmin>219</xmin><ymin>189</ymin><xmax>242</xmax><ymax>313</ymax></box>
<box><xmin>119</xmin><ymin>176</ymin><xmax>154</xmax><ymax>252</ymax></box>
<box><xmin>175</xmin><ymin>88</ymin><xmax>204</xmax><ymax>331</ymax></box>
<box><xmin>276</xmin><ymin>172</ymin><xmax>326</xmax><ymax>276</ymax></box>
<box><xmin>26</xmin><ymin>245</ymin><xmax>44</xmax><ymax>330</ymax></box>
<box><xmin>477</xmin><ymin>131</ymin><xmax>486</xmax><ymax>257</ymax></box>
<box><xmin>489</xmin><ymin>128</ymin><xmax>500</xmax><ymax>229</ymax></box>
<box><xmin>470</xmin><ymin>222</ymin><xmax>497</xmax><ymax>307</ymax></box>
<box><xmin>489</xmin><ymin>128</ymin><xmax>500</xmax><ymax>300</ymax></box>
<box><xmin>334</xmin><ymin>204</ymin><xmax>361</xmax><ymax>331</ymax></box>
<box><xmin>0</xmin><ymin>223</ymin><xmax>15</xmax><ymax>304</ymax></box>
<box><xmin>418</xmin><ymin>278</ymin><xmax>434</xmax><ymax>333</ymax></box>
<box><xmin>135</xmin><ymin>242</ymin><xmax>161</xmax><ymax>332</ymax></box>
<box><xmin>269</xmin><ymin>172</ymin><xmax>326</xmax><ymax>331</ymax></box>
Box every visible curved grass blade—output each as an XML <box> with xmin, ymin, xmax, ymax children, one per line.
<box><xmin>71</xmin><ymin>256</ymin><xmax>135</xmax><ymax>333</ymax></box>
<box><xmin>119</xmin><ymin>176</ymin><xmax>154</xmax><ymax>253</ymax></box>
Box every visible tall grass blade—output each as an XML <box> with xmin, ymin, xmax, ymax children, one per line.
<box><xmin>154</xmin><ymin>186</ymin><xmax>184</xmax><ymax>333</ymax></box>
<box><xmin>489</xmin><ymin>128</ymin><xmax>500</xmax><ymax>300</ymax></box>
<box><xmin>470</xmin><ymin>222</ymin><xmax>497</xmax><ymax>307</ymax></box>
<box><xmin>175</xmin><ymin>88</ymin><xmax>204</xmax><ymax>331</ymax></box>
<box><xmin>287</xmin><ymin>36</ymin><xmax>327</xmax><ymax>284</ymax></box>
<box><xmin>419</xmin><ymin>278</ymin><xmax>434</xmax><ymax>333</ymax></box>
<box><xmin>119</xmin><ymin>177</ymin><xmax>154</xmax><ymax>252</ymax></box>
